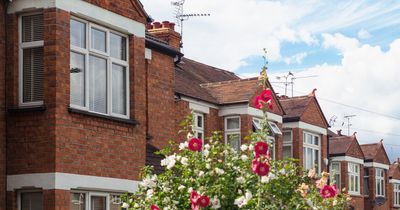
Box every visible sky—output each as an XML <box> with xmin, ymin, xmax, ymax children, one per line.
<box><xmin>141</xmin><ymin>0</ymin><xmax>400</xmax><ymax>162</ymax></box>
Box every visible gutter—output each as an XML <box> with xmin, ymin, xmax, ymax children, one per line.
<box><xmin>145</xmin><ymin>38</ymin><xmax>183</xmax><ymax>58</ymax></box>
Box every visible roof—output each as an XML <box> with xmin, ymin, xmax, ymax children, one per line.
<box><xmin>389</xmin><ymin>161</ymin><xmax>400</xmax><ymax>178</ymax></box>
<box><xmin>360</xmin><ymin>143</ymin><xmax>380</xmax><ymax>161</ymax></box>
<box><xmin>145</xmin><ymin>33</ymin><xmax>182</xmax><ymax>57</ymax></box>
<box><xmin>201</xmin><ymin>78</ymin><xmax>259</xmax><ymax>104</ymax></box>
<box><xmin>279</xmin><ymin>95</ymin><xmax>311</xmax><ymax>120</ymax></box>
<box><xmin>175</xmin><ymin>58</ymin><xmax>239</xmax><ymax>103</ymax></box>
<box><xmin>329</xmin><ymin>135</ymin><xmax>357</xmax><ymax>156</ymax></box>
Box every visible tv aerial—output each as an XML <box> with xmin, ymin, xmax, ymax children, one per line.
<box><xmin>171</xmin><ymin>0</ymin><xmax>210</xmax><ymax>48</ymax></box>
<box><xmin>271</xmin><ymin>72</ymin><xmax>318</xmax><ymax>97</ymax></box>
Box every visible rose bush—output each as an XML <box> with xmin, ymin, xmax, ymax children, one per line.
<box><xmin>121</xmin><ymin>58</ymin><xmax>350</xmax><ymax>209</ymax></box>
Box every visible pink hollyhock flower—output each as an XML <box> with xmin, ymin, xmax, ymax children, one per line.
<box><xmin>252</xmin><ymin>159</ymin><xmax>270</xmax><ymax>176</ymax></box>
<box><xmin>260</xmin><ymin>89</ymin><xmax>272</xmax><ymax>101</ymax></box>
<box><xmin>150</xmin><ymin>204</ymin><xmax>160</xmax><ymax>210</ymax></box>
<box><xmin>190</xmin><ymin>191</ymin><xmax>200</xmax><ymax>204</ymax></box>
<box><xmin>254</xmin><ymin>141</ymin><xmax>269</xmax><ymax>156</ymax></box>
<box><xmin>188</xmin><ymin>138</ymin><xmax>202</xmax><ymax>152</ymax></box>
<box><xmin>198</xmin><ymin>195</ymin><xmax>210</xmax><ymax>207</ymax></box>
<box><xmin>320</xmin><ymin>185</ymin><xmax>337</xmax><ymax>198</ymax></box>
<box><xmin>254</xmin><ymin>95</ymin><xmax>265</xmax><ymax>109</ymax></box>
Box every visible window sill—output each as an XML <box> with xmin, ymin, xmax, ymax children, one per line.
<box><xmin>68</xmin><ymin>107</ymin><xmax>139</xmax><ymax>125</ymax></box>
<box><xmin>8</xmin><ymin>105</ymin><xmax>46</xmax><ymax>113</ymax></box>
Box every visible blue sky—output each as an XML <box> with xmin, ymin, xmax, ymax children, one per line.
<box><xmin>142</xmin><ymin>0</ymin><xmax>400</xmax><ymax>162</ymax></box>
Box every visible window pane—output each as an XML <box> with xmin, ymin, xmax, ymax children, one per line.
<box><xmin>91</xmin><ymin>28</ymin><xmax>106</xmax><ymax>52</ymax></box>
<box><xmin>283</xmin><ymin>132</ymin><xmax>291</xmax><ymax>142</ymax></box>
<box><xmin>227</xmin><ymin>118</ymin><xmax>239</xmax><ymax>130</ymax></box>
<box><xmin>283</xmin><ymin>146</ymin><xmax>292</xmax><ymax>158</ymax></box>
<box><xmin>71</xmin><ymin>19</ymin><xmax>86</xmax><ymax>48</ymax></box>
<box><xmin>364</xmin><ymin>177</ymin><xmax>369</xmax><ymax>195</ymax></box>
<box><xmin>227</xmin><ymin>134</ymin><xmax>240</xmax><ymax>152</ymax></box>
<box><xmin>112</xmin><ymin>64</ymin><xmax>126</xmax><ymax>115</ymax></box>
<box><xmin>70</xmin><ymin>193</ymin><xmax>86</xmax><ymax>210</ymax></box>
<box><xmin>110</xmin><ymin>33</ymin><xmax>126</xmax><ymax>60</ymax></box>
<box><xmin>197</xmin><ymin>132</ymin><xmax>203</xmax><ymax>140</ymax></box>
<box><xmin>70</xmin><ymin>52</ymin><xmax>85</xmax><ymax>107</ymax></box>
<box><xmin>22</xmin><ymin>14</ymin><xmax>43</xmax><ymax>42</ymax></box>
<box><xmin>197</xmin><ymin>115</ymin><xmax>203</xmax><ymax>128</ymax></box>
<box><xmin>314</xmin><ymin>136</ymin><xmax>319</xmax><ymax>145</ymax></box>
<box><xmin>89</xmin><ymin>56</ymin><xmax>107</xmax><ymax>113</ymax></box>
<box><xmin>306</xmin><ymin>148</ymin><xmax>312</xmax><ymax>169</ymax></box>
<box><xmin>23</xmin><ymin>47</ymin><xmax>44</xmax><ymax>103</ymax></box>
<box><xmin>91</xmin><ymin>196</ymin><xmax>106</xmax><ymax>210</ymax></box>
<box><xmin>110</xmin><ymin>195</ymin><xmax>121</xmax><ymax>210</ymax></box>
<box><xmin>21</xmin><ymin>192</ymin><xmax>43</xmax><ymax>210</ymax></box>
<box><xmin>314</xmin><ymin>149</ymin><xmax>319</xmax><ymax>172</ymax></box>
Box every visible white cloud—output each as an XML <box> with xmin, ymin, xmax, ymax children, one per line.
<box><xmin>283</xmin><ymin>52</ymin><xmax>308</xmax><ymax>65</ymax></box>
<box><xmin>322</xmin><ymin>33</ymin><xmax>360</xmax><ymax>52</ymax></box>
<box><xmin>272</xmin><ymin>38</ymin><xmax>400</xmax><ymax>160</ymax></box>
<box><xmin>358</xmin><ymin>29</ymin><xmax>371</xmax><ymax>39</ymax></box>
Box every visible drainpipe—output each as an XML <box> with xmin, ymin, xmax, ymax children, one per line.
<box><xmin>3</xmin><ymin>0</ymin><xmax>9</xmax><ymax>202</ymax></box>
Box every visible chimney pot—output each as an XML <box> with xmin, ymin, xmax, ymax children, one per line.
<box><xmin>146</xmin><ymin>23</ymin><xmax>153</xmax><ymax>30</ymax></box>
<box><xmin>162</xmin><ymin>21</ymin><xmax>170</xmax><ymax>28</ymax></box>
<box><xmin>153</xmin><ymin>22</ymin><xmax>162</xmax><ymax>29</ymax></box>
<box><xmin>169</xmin><ymin>22</ymin><xmax>176</xmax><ymax>30</ymax></box>
<box><xmin>337</xmin><ymin>129</ymin><xmax>342</xmax><ymax>136</ymax></box>
<box><xmin>308</xmin><ymin>88</ymin><xmax>317</xmax><ymax>97</ymax></box>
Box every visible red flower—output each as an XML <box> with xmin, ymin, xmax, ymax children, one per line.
<box><xmin>150</xmin><ymin>205</ymin><xmax>160</xmax><ymax>210</ymax></box>
<box><xmin>254</xmin><ymin>95</ymin><xmax>265</xmax><ymax>109</ymax></box>
<box><xmin>188</xmin><ymin>138</ymin><xmax>202</xmax><ymax>152</ymax></box>
<box><xmin>320</xmin><ymin>185</ymin><xmax>337</xmax><ymax>198</ymax></box>
<box><xmin>198</xmin><ymin>195</ymin><xmax>210</xmax><ymax>207</ymax></box>
<box><xmin>190</xmin><ymin>191</ymin><xmax>200</xmax><ymax>204</ymax></box>
<box><xmin>252</xmin><ymin>159</ymin><xmax>270</xmax><ymax>176</ymax></box>
<box><xmin>260</xmin><ymin>89</ymin><xmax>272</xmax><ymax>101</ymax></box>
<box><xmin>254</xmin><ymin>141</ymin><xmax>269</xmax><ymax>156</ymax></box>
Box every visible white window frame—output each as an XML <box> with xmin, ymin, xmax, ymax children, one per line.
<box><xmin>224</xmin><ymin>116</ymin><xmax>241</xmax><ymax>151</ymax></box>
<box><xmin>70</xmin><ymin>191</ymin><xmax>112</xmax><ymax>210</ymax></box>
<box><xmin>70</xmin><ymin>16</ymin><xmax>130</xmax><ymax>119</ymax></box>
<box><xmin>193</xmin><ymin>112</ymin><xmax>204</xmax><ymax>141</ymax></box>
<box><xmin>375</xmin><ymin>168</ymin><xmax>385</xmax><ymax>197</ymax></box>
<box><xmin>394</xmin><ymin>183</ymin><xmax>400</xmax><ymax>207</ymax></box>
<box><xmin>330</xmin><ymin>162</ymin><xmax>341</xmax><ymax>190</ymax></box>
<box><xmin>18</xmin><ymin>189</ymin><xmax>43</xmax><ymax>210</ymax></box>
<box><xmin>303</xmin><ymin>131</ymin><xmax>321</xmax><ymax>173</ymax></box>
<box><xmin>19</xmin><ymin>12</ymin><xmax>45</xmax><ymax>107</ymax></box>
<box><xmin>282</xmin><ymin>130</ymin><xmax>293</xmax><ymax>159</ymax></box>
<box><xmin>348</xmin><ymin>162</ymin><xmax>360</xmax><ymax>195</ymax></box>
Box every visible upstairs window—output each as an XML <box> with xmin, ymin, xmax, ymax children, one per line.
<box><xmin>70</xmin><ymin>17</ymin><xmax>129</xmax><ymax>118</ymax></box>
<box><xmin>364</xmin><ymin>168</ymin><xmax>369</xmax><ymax>196</ymax></box>
<box><xmin>303</xmin><ymin>132</ymin><xmax>320</xmax><ymax>173</ymax></box>
<box><xmin>71</xmin><ymin>192</ymin><xmax>121</xmax><ymax>210</ymax></box>
<box><xmin>330</xmin><ymin>162</ymin><xmax>341</xmax><ymax>190</ymax></box>
<box><xmin>282</xmin><ymin>130</ymin><xmax>292</xmax><ymax>159</ymax></box>
<box><xmin>225</xmin><ymin>116</ymin><xmax>240</xmax><ymax>152</ymax></box>
<box><xmin>20</xmin><ymin>14</ymin><xmax>44</xmax><ymax>106</ymax></box>
<box><xmin>193</xmin><ymin>112</ymin><xmax>204</xmax><ymax>140</ymax></box>
<box><xmin>376</xmin><ymin>168</ymin><xmax>385</xmax><ymax>197</ymax></box>
<box><xmin>394</xmin><ymin>184</ymin><xmax>400</xmax><ymax>207</ymax></box>
<box><xmin>20</xmin><ymin>191</ymin><xmax>43</xmax><ymax>210</ymax></box>
<box><xmin>348</xmin><ymin>163</ymin><xmax>360</xmax><ymax>195</ymax></box>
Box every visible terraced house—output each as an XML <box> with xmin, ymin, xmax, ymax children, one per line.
<box><xmin>0</xmin><ymin>1</ymin><xmax>399</xmax><ymax>210</ymax></box>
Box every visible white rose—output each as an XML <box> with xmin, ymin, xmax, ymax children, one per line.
<box><xmin>203</xmin><ymin>149</ymin><xmax>210</xmax><ymax>157</ymax></box>
<box><xmin>204</xmin><ymin>144</ymin><xmax>210</xmax><ymax>150</ymax></box>
<box><xmin>180</xmin><ymin>157</ymin><xmax>188</xmax><ymax>166</ymax></box>
<box><xmin>161</xmin><ymin>154</ymin><xmax>176</xmax><ymax>169</ymax></box>
<box><xmin>249</xmin><ymin>144</ymin><xmax>254</xmax><ymax>151</ymax></box>
<box><xmin>121</xmin><ymin>202</ymin><xmax>130</xmax><ymax>208</ymax></box>
<box><xmin>240</xmin><ymin>144</ymin><xmax>248</xmax><ymax>151</ymax></box>
<box><xmin>206</xmin><ymin>163</ymin><xmax>211</xmax><ymax>169</ymax></box>
<box><xmin>240</xmin><ymin>155</ymin><xmax>248</xmax><ymax>161</ymax></box>
<box><xmin>199</xmin><ymin>171</ymin><xmax>205</xmax><ymax>177</ymax></box>
<box><xmin>179</xmin><ymin>141</ymin><xmax>188</xmax><ymax>150</ymax></box>
<box><xmin>211</xmin><ymin>196</ymin><xmax>221</xmax><ymax>209</ymax></box>
<box><xmin>236</xmin><ymin>176</ymin><xmax>245</xmax><ymax>184</ymax></box>
<box><xmin>178</xmin><ymin>185</ymin><xmax>185</xmax><ymax>191</ymax></box>
<box><xmin>215</xmin><ymin>168</ymin><xmax>224</xmax><ymax>175</ymax></box>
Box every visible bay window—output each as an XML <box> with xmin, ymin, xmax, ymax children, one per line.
<box><xmin>364</xmin><ymin>168</ymin><xmax>369</xmax><ymax>196</ymax></box>
<box><xmin>376</xmin><ymin>168</ymin><xmax>385</xmax><ymax>197</ymax></box>
<box><xmin>348</xmin><ymin>163</ymin><xmax>360</xmax><ymax>195</ymax></box>
<box><xmin>303</xmin><ymin>132</ymin><xmax>320</xmax><ymax>173</ymax></box>
<box><xmin>225</xmin><ymin>116</ymin><xmax>240</xmax><ymax>152</ymax></box>
<box><xmin>394</xmin><ymin>184</ymin><xmax>400</xmax><ymax>207</ymax></box>
<box><xmin>20</xmin><ymin>14</ymin><xmax>44</xmax><ymax>106</ymax></box>
<box><xmin>330</xmin><ymin>162</ymin><xmax>341</xmax><ymax>190</ymax></box>
<box><xmin>70</xmin><ymin>17</ymin><xmax>129</xmax><ymax>118</ymax></box>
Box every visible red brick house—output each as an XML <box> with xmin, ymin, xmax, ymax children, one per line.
<box><xmin>279</xmin><ymin>90</ymin><xmax>330</xmax><ymax>173</ymax></box>
<box><xmin>329</xmin><ymin>132</ymin><xmax>365</xmax><ymax>210</ymax></box>
<box><xmin>361</xmin><ymin>141</ymin><xmax>391</xmax><ymax>210</ymax></box>
<box><xmin>0</xmin><ymin>0</ymin><xmax>170</xmax><ymax>209</ymax></box>
<box><xmin>389</xmin><ymin>160</ymin><xmax>400</xmax><ymax>209</ymax></box>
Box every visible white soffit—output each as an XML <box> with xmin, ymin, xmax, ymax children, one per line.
<box><xmin>7</xmin><ymin>173</ymin><xmax>139</xmax><ymax>193</ymax></box>
<box><xmin>364</xmin><ymin>162</ymin><xmax>390</xmax><ymax>170</ymax></box>
<box><xmin>330</xmin><ymin>156</ymin><xmax>364</xmax><ymax>165</ymax></box>
<box><xmin>283</xmin><ymin>121</ymin><xmax>327</xmax><ymax>135</ymax></box>
<box><xmin>8</xmin><ymin>0</ymin><xmax>145</xmax><ymax>37</ymax></box>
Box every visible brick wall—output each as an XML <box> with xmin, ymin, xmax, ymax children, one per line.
<box><xmin>300</xmin><ymin>98</ymin><xmax>328</xmax><ymax>128</ymax></box>
<box><xmin>0</xmin><ymin>2</ymin><xmax>6</xmax><ymax>210</ymax></box>
<box><xmin>339</xmin><ymin>161</ymin><xmax>365</xmax><ymax>210</ymax></box>
<box><xmin>364</xmin><ymin>167</ymin><xmax>391</xmax><ymax>210</ymax></box>
<box><xmin>84</xmin><ymin>0</ymin><xmax>146</xmax><ymax>23</ymax></box>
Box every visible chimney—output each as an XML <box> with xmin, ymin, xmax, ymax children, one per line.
<box><xmin>279</xmin><ymin>95</ymin><xmax>289</xmax><ymax>100</ymax></box>
<box><xmin>148</xmin><ymin>20</ymin><xmax>181</xmax><ymax>50</ymax></box>
<box><xmin>337</xmin><ymin>129</ymin><xmax>342</xmax><ymax>136</ymax></box>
